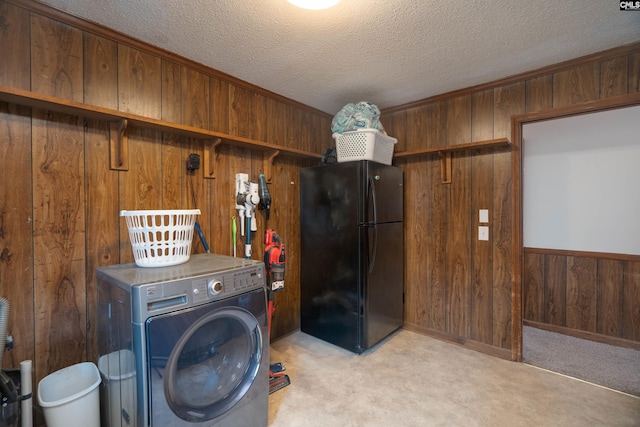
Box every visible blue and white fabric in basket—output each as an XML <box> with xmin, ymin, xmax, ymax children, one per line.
<box><xmin>331</xmin><ymin>101</ymin><xmax>386</xmax><ymax>134</ymax></box>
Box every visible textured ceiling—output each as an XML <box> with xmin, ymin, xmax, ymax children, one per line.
<box><xmin>39</xmin><ymin>0</ymin><xmax>640</xmax><ymax>114</ymax></box>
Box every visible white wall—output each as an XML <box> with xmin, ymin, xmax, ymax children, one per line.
<box><xmin>523</xmin><ymin>104</ymin><xmax>640</xmax><ymax>256</ymax></box>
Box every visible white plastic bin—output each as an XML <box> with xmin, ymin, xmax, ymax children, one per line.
<box><xmin>37</xmin><ymin>362</ymin><xmax>101</xmax><ymax>427</ymax></box>
<box><xmin>333</xmin><ymin>129</ymin><xmax>397</xmax><ymax>165</ymax></box>
<box><xmin>120</xmin><ymin>209</ymin><xmax>200</xmax><ymax>267</ymax></box>
<box><xmin>98</xmin><ymin>349</ymin><xmax>136</xmax><ymax>427</ymax></box>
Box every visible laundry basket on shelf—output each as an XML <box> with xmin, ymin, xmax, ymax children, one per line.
<box><xmin>121</xmin><ymin>209</ymin><xmax>200</xmax><ymax>267</ymax></box>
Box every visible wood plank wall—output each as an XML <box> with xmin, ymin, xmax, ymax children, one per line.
<box><xmin>0</xmin><ymin>0</ymin><xmax>332</xmax><ymax>390</ymax></box>
<box><xmin>383</xmin><ymin>43</ymin><xmax>640</xmax><ymax>358</ymax></box>
<box><xmin>1</xmin><ymin>0</ymin><xmax>640</xmax><ymax>402</ymax></box>
<box><xmin>523</xmin><ymin>248</ymin><xmax>640</xmax><ymax>344</ymax></box>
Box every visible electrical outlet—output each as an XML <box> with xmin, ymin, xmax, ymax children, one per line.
<box><xmin>478</xmin><ymin>226</ymin><xmax>489</xmax><ymax>241</ymax></box>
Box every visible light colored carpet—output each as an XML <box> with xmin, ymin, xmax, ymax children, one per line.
<box><xmin>268</xmin><ymin>329</ymin><xmax>640</xmax><ymax>426</ymax></box>
<box><xmin>522</xmin><ymin>325</ymin><xmax>640</xmax><ymax>397</ymax></box>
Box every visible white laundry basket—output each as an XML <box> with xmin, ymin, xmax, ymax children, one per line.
<box><xmin>121</xmin><ymin>209</ymin><xmax>200</xmax><ymax>267</ymax></box>
<box><xmin>334</xmin><ymin>128</ymin><xmax>397</xmax><ymax>165</ymax></box>
<box><xmin>37</xmin><ymin>362</ymin><xmax>101</xmax><ymax>427</ymax></box>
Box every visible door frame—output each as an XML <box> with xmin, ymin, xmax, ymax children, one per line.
<box><xmin>509</xmin><ymin>91</ymin><xmax>640</xmax><ymax>361</ymax></box>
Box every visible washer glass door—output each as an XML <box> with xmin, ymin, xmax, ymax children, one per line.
<box><xmin>146</xmin><ymin>294</ymin><xmax>263</xmax><ymax>424</ymax></box>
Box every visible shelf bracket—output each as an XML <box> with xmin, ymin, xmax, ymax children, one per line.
<box><xmin>109</xmin><ymin>119</ymin><xmax>129</xmax><ymax>171</ymax></box>
<box><xmin>439</xmin><ymin>151</ymin><xmax>452</xmax><ymax>184</ymax></box>
<box><xmin>203</xmin><ymin>138</ymin><xmax>223</xmax><ymax>179</ymax></box>
<box><xmin>264</xmin><ymin>150</ymin><xmax>281</xmax><ymax>183</ymax></box>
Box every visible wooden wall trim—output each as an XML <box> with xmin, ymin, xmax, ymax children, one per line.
<box><xmin>404</xmin><ymin>323</ymin><xmax>514</xmax><ymax>361</ymax></box>
<box><xmin>383</xmin><ymin>42</ymin><xmax>640</xmax><ymax>114</ymax></box>
<box><xmin>513</xmin><ymin>91</ymin><xmax>640</xmax><ymax>124</ymax></box>
<box><xmin>511</xmin><ymin>114</ymin><xmax>523</xmax><ymax>362</ymax></box>
<box><xmin>525</xmin><ymin>247</ymin><xmax>640</xmax><ymax>263</ymax></box>
<box><xmin>6</xmin><ymin>0</ymin><xmax>333</xmax><ymax>119</ymax></box>
<box><xmin>524</xmin><ymin>320</ymin><xmax>640</xmax><ymax>351</ymax></box>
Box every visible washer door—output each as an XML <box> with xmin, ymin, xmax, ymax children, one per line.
<box><xmin>147</xmin><ymin>299</ymin><xmax>263</xmax><ymax>424</ymax></box>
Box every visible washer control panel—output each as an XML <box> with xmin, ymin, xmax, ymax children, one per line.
<box><xmin>189</xmin><ymin>264</ymin><xmax>264</xmax><ymax>304</ymax></box>
<box><xmin>232</xmin><ymin>268</ymin><xmax>264</xmax><ymax>292</ymax></box>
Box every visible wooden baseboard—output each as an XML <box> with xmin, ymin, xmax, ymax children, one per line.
<box><xmin>523</xmin><ymin>320</ymin><xmax>640</xmax><ymax>351</ymax></box>
<box><xmin>403</xmin><ymin>323</ymin><xmax>514</xmax><ymax>361</ymax></box>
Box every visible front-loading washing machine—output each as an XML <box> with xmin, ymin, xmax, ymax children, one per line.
<box><xmin>96</xmin><ymin>253</ymin><xmax>269</xmax><ymax>427</ymax></box>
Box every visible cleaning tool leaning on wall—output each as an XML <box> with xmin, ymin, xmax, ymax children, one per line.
<box><xmin>263</xmin><ymin>230</ymin><xmax>290</xmax><ymax>394</ymax></box>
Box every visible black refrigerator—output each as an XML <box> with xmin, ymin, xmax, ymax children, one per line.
<box><xmin>300</xmin><ymin>160</ymin><xmax>403</xmax><ymax>353</ymax></box>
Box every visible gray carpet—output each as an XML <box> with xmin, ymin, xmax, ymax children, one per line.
<box><xmin>523</xmin><ymin>326</ymin><xmax>640</xmax><ymax>397</ymax></box>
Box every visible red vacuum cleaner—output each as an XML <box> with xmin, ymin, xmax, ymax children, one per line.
<box><xmin>264</xmin><ymin>229</ymin><xmax>290</xmax><ymax>394</ymax></box>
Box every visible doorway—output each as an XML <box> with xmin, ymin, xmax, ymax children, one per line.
<box><xmin>513</xmin><ymin>93</ymin><xmax>640</xmax><ymax>396</ymax></box>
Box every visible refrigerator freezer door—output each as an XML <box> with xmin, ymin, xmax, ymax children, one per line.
<box><xmin>299</xmin><ymin>162</ymin><xmax>403</xmax><ymax>227</ymax></box>
<box><xmin>365</xmin><ymin>162</ymin><xmax>403</xmax><ymax>225</ymax></box>
<box><xmin>362</xmin><ymin>221</ymin><xmax>404</xmax><ymax>349</ymax></box>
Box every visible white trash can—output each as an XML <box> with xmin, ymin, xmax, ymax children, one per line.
<box><xmin>37</xmin><ymin>362</ymin><xmax>101</xmax><ymax>427</ymax></box>
<box><xmin>98</xmin><ymin>349</ymin><xmax>136</xmax><ymax>427</ymax></box>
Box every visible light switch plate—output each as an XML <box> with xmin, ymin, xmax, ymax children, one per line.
<box><xmin>478</xmin><ymin>226</ymin><xmax>489</xmax><ymax>241</ymax></box>
<box><xmin>479</xmin><ymin>209</ymin><xmax>489</xmax><ymax>223</ymax></box>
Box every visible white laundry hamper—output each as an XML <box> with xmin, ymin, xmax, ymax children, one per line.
<box><xmin>37</xmin><ymin>362</ymin><xmax>101</xmax><ymax>427</ymax></box>
<box><xmin>120</xmin><ymin>209</ymin><xmax>200</xmax><ymax>267</ymax></box>
<box><xmin>334</xmin><ymin>129</ymin><xmax>397</xmax><ymax>165</ymax></box>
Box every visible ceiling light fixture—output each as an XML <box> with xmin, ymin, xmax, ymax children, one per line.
<box><xmin>288</xmin><ymin>0</ymin><xmax>340</xmax><ymax>10</ymax></box>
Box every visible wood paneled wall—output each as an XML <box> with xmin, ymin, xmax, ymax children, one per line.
<box><xmin>383</xmin><ymin>43</ymin><xmax>640</xmax><ymax>359</ymax></box>
<box><xmin>1</xmin><ymin>0</ymin><xmax>640</xmax><ymax>401</ymax></box>
<box><xmin>0</xmin><ymin>0</ymin><xmax>332</xmax><ymax>388</ymax></box>
<box><xmin>523</xmin><ymin>248</ymin><xmax>640</xmax><ymax>344</ymax></box>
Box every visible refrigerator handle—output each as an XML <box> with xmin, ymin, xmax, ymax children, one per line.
<box><xmin>368</xmin><ymin>174</ymin><xmax>378</xmax><ymax>224</ymax></box>
<box><xmin>368</xmin><ymin>224</ymin><xmax>378</xmax><ymax>273</ymax></box>
<box><xmin>367</xmin><ymin>175</ymin><xmax>378</xmax><ymax>273</ymax></box>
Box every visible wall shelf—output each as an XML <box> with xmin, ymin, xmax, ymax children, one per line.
<box><xmin>0</xmin><ymin>85</ymin><xmax>322</xmax><ymax>181</ymax></box>
<box><xmin>394</xmin><ymin>138</ymin><xmax>511</xmax><ymax>183</ymax></box>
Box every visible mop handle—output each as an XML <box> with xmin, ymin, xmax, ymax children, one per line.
<box><xmin>245</xmin><ymin>215</ymin><xmax>252</xmax><ymax>258</ymax></box>
<box><xmin>232</xmin><ymin>216</ymin><xmax>237</xmax><ymax>257</ymax></box>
